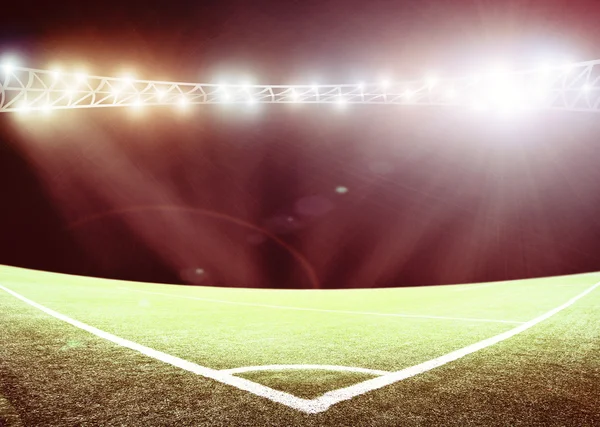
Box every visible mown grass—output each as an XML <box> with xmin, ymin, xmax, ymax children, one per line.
<box><xmin>0</xmin><ymin>264</ymin><xmax>599</xmax><ymax>426</ymax></box>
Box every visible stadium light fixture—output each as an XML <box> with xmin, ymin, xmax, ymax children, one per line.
<box><xmin>290</xmin><ymin>88</ymin><xmax>300</xmax><ymax>101</ymax></box>
<box><xmin>445</xmin><ymin>87</ymin><xmax>456</xmax><ymax>99</ymax></box>
<box><xmin>121</xmin><ymin>74</ymin><xmax>135</xmax><ymax>85</ymax></box>
<box><xmin>1</xmin><ymin>59</ymin><xmax>15</xmax><ymax>74</ymax></box>
<box><xmin>41</xmin><ymin>103</ymin><xmax>52</xmax><ymax>114</ymax></box>
<box><xmin>562</xmin><ymin>62</ymin><xmax>575</xmax><ymax>73</ymax></box>
<box><xmin>16</xmin><ymin>102</ymin><xmax>30</xmax><ymax>114</ymax></box>
<box><xmin>177</xmin><ymin>96</ymin><xmax>190</xmax><ymax>111</ymax></box>
<box><xmin>75</xmin><ymin>72</ymin><xmax>87</xmax><ymax>85</ymax></box>
<box><xmin>426</xmin><ymin>74</ymin><xmax>438</xmax><ymax>89</ymax></box>
<box><xmin>537</xmin><ymin>63</ymin><xmax>551</xmax><ymax>74</ymax></box>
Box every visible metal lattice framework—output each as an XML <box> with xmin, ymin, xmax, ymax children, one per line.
<box><xmin>1</xmin><ymin>59</ymin><xmax>600</xmax><ymax>113</ymax></box>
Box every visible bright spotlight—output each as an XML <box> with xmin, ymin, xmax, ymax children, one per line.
<box><xmin>311</xmin><ymin>84</ymin><xmax>319</xmax><ymax>91</ymax></box>
<box><xmin>562</xmin><ymin>61</ymin><xmax>575</xmax><ymax>73</ymax></box>
<box><xmin>17</xmin><ymin>102</ymin><xmax>30</xmax><ymax>114</ymax></box>
<box><xmin>75</xmin><ymin>72</ymin><xmax>87</xmax><ymax>84</ymax></box>
<box><xmin>336</xmin><ymin>97</ymin><xmax>347</xmax><ymax>108</ymax></box>
<box><xmin>290</xmin><ymin>88</ymin><xmax>300</xmax><ymax>101</ymax></box>
<box><xmin>357</xmin><ymin>82</ymin><xmax>364</xmax><ymax>90</ymax></box>
<box><xmin>404</xmin><ymin>89</ymin><xmax>413</xmax><ymax>100</ymax></box>
<box><xmin>155</xmin><ymin>87</ymin><xmax>166</xmax><ymax>100</ymax></box>
<box><xmin>381</xmin><ymin>79</ymin><xmax>390</xmax><ymax>88</ymax></box>
<box><xmin>41</xmin><ymin>103</ymin><xmax>52</xmax><ymax>114</ymax></box>
<box><xmin>133</xmin><ymin>97</ymin><xmax>143</xmax><ymax>108</ymax></box>
<box><xmin>471</xmin><ymin>101</ymin><xmax>489</xmax><ymax>111</ymax></box>
<box><xmin>445</xmin><ymin>88</ymin><xmax>456</xmax><ymax>99</ymax></box>
<box><xmin>582</xmin><ymin>84</ymin><xmax>591</xmax><ymax>92</ymax></box>
<box><xmin>121</xmin><ymin>74</ymin><xmax>135</xmax><ymax>85</ymax></box>
<box><xmin>426</xmin><ymin>75</ymin><xmax>438</xmax><ymax>89</ymax></box>
<box><xmin>111</xmin><ymin>86</ymin><xmax>121</xmax><ymax>96</ymax></box>
<box><xmin>247</xmin><ymin>97</ymin><xmax>257</xmax><ymax>106</ymax></box>
<box><xmin>178</xmin><ymin>96</ymin><xmax>189</xmax><ymax>109</ymax></box>
<box><xmin>537</xmin><ymin>63</ymin><xmax>551</xmax><ymax>74</ymax></box>
<box><xmin>51</xmin><ymin>68</ymin><xmax>62</xmax><ymax>79</ymax></box>
<box><xmin>2</xmin><ymin>59</ymin><xmax>15</xmax><ymax>74</ymax></box>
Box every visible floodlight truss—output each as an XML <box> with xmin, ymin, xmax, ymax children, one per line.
<box><xmin>1</xmin><ymin>59</ymin><xmax>600</xmax><ymax>113</ymax></box>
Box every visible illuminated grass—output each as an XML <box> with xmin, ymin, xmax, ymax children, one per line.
<box><xmin>0</xmin><ymin>265</ymin><xmax>599</xmax><ymax>426</ymax></box>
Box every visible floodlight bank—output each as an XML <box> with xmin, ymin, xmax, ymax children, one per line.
<box><xmin>0</xmin><ymin>59</ymin><xmax>599</xmax><ymax>113</ymax></box>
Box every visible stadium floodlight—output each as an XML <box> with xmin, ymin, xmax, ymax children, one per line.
<box><xmin>471</xmin><ymin>101</ymin><xmax>489</xmax><ymax>111</ymax></box>
<box><xmin>426</xmin><ymin>74</ymin><xmax>438</xmax><ymax>89</ymax></box>
<box><xmin>41</xmin><ymin>103</ymin><xmax>52</xmax><ymax>114</ymax></box>
<box><xmin>121</xmin><ymin>74</ymin><xmax>135</xmax><ymax>85</ymax></box>
<box><xmin>445</xmin><ymin>88</ymin><xmax>456</xmax><ymax>99</ymax></box>
<box><xmin>16</xmin><ymin>102</ymin><xmax>30</xmax><ymax>114</ymax></box>
<box><xmin>75</xmin><ymin>72</ymin><xmax>87</xmax><ymax>84</ymax></box>
<box><xmin>133</xmin><ymin>97</ymin><xmax>143</xmax><ymax>108</ymax></box>
<box><xmin>51</xmin><ymin>68</ymin><xmax>61</xmax><ymax>79</ymax></box>
<box><xmin>562</xmin><ymin>62</ymin><xmax>575</xmax><ymax>73</ymax></box>
<box><xmin>537</xmin><ymin>63</ymin><xmax>551</xmax><ymax>74</ymax></box>
<box><xmin>155</xmin><ymin>87</ymin><xmax>166</xmax><ymax>100</ymax></box>
<box><xmin>1</xmin><ymin>59</ymin><xmax>15</xmax><ymax>75</ymax></box>
<box><xmin>177</xmin><ymin>96</ymin><xmax>190</xmax><ymax>112</ymax></box>
<box><xmin>290</xmin><ymin>88</ymin><xmax>300</xmax><ymax>101</ymax></box>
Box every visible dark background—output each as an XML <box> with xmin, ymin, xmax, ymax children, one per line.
<box><xmin>2</xmin><ymin>0</ymin><xmax>600</xmax><ymax>288</ymax></box>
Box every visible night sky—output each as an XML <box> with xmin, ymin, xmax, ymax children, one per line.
<box><xmin>2</xmin><ymin>0</ymin><xmax>600</xmax><ymax>288</ymax></box>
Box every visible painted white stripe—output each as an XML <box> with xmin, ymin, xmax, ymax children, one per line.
<box><xmin>119</xmin><ymin>287</ymin><xmax>524</xmax><ymax>325</ymax></box>
<box><xmin>0</xmin><ymin>284</ymin><xmax>328</xmax><ymax>413</ymax></box>
<box><xmin>311</xmin><ymin>280</ymin><xmax>600</xmax><ymax>411</ymax></box>
<box><xmin>221</xmin><ymin>364</ymin><xmax>389</xmax><ymax>376</ymax></box>
<box><xmin>1</xmin><ymin>280</ymin><xmax>597</xmax><ymax>414</ymax></box>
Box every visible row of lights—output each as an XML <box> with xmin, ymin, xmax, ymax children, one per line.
<box><xmin>2</xmin><ymin>57</ymin><xmax>596</xmax><ymax>115</ymax></box>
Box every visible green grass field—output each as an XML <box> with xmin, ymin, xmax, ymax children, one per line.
<box><xmin>1</xmin><ymin>264</ymin><xmax>599</xmax><ymax>426</ymax></box>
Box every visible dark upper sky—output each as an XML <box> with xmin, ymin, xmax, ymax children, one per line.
<box><xmin>2</xmin><ymin>0</ymin><xmax>600</xmax><ymax>288</ymax></box>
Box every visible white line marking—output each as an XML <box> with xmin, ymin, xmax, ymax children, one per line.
<box><xmin>221</xmin><ymin>364</ymin><xmax>389</xmax><ymax>376</ymax></box>
<box><xmin>119</xmin><ymin>287</ymin><xmax>524</xmax><ymax>324</ymax></box>
<box><xmin>311</xmin><ymin>280</ymin><xmax>600</xmax><ymax>411</ymax></box>
<box><xmin>1</xmin><ymin>280</ymin><xmax>597</xmax><ymax>414</ymax></box>
<box><xmin>0</xmin><ymin>284</ymin><xmax>327</xmax><ymax>413</ymax></box>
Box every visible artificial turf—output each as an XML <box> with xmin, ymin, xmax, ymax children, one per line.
<box><xmin>0</xmin><ymin>264</ymin><xmax>599</xmax><ymax>426</ymax></box>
